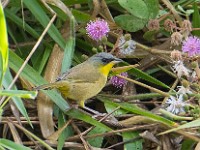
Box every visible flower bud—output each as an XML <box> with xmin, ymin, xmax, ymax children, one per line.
<box><xmin>170</xmin><ymin>50</ymin><xmax>182</xmax><ymax>60</ymax></box>
<box><xmin>191</xmin><ymin>61</ymin><xmax>197</xmax><ymax>69</ymax></box>
<box><xmin>147</xmin><ymin>19</ymin><xmax>160</xmax><ymax>31</ymax></box>
<box><xmin>181</xmin><ymin>80</ymin><xmax>189</xmax><ymax>88</ymax></box>
<box><xmin>81</xmin><ymin>54</ymin><xmax>89</xmax><ymax>60</ymax></box>
<box><xmin>171</xmin><ymin>32</ymin><xmax>183</xmax><ymax>46</ymax></box>
<box><xmin>92</xmin><ymin>47</ymin><xmax>98</xmax><ymax>53</ymax></box>
<box><xmin>164</xmin><ymin>19</ymin><xmax>175</xmax><ymax>32</ymax></box>
<box><xmin>124</xmin><ymin>34</ymin><xmax>131</xmax><ymax>41</ymax></box>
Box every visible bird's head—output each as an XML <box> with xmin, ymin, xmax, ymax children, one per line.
<box><xmin>88</xmin><ymin>52</ymin><xmax>123</xmax><ymax>76</ymax></box>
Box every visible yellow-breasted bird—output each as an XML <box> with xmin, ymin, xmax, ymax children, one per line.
<box><xmin>35</xmin><ymin>52</ymin><xmax>122</xmax><ymax>112</ymax></box>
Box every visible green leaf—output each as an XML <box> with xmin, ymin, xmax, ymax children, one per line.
<box><xmin>181</xmin><ymin>139</ymin><xmax>196</xmax><ymax>150</ymax></box>
<box><xmin>192</xmin><ymin>3</ymin><xmax>200</xmax><ymax>36</ymax></box>
<box><xmin>0</xmin><ymin>90</ymin><xmax>37</xmax><ymax>99</ymax></box>
<box><xmin>0</xmin><ymin>139</ymin><xmax>31</xmax><ymax>150</ymax></box>
<box><xmin>0</xmin><ymin>3</ymin><xmax>9</xmax><ymax>85</ymax></box>
<box><xmin>39</xmin><ymin>46</ymin><xmax>52</xmax><ymax>74</ymax></box>
<box><xmin>87</xmin><ymin>127</ymin><xmax>106</xmax><ymax>147</ymax></box>
<box><xmin>122</xmin><ymin>132</ymin><xmax>143</xmax><ymax>150</ymax></box>
<box><xmin>104</xmin><ymin>101</ymin><xmax>128</xmax><ymax>116</ymax></box>
<box><xmin>143</xmin><ymin>30</ymin><xmax>157</xmax><ymax>41</ymax></box>
<box><xmin>9</xmin><ymin>50</ymin><xmax>69</xmax><ymax>112</ymax></box>
<box><xmin>5</xmin><ymin>9</ymin><xmax>40</xmax><ymax>39</ymax></box>
<box><xmin>114</xmin><ymin>14</ymin><xmax>147</xmax><ymax>32</ymax></box>
<box><xmin>23</xmin><ymin>0</ymin><xmax>66</xmax><ymax>49</ymax></box>
<box><xmin>72</xmin><ymin>9</ymin><xmax>90</xmax><ymax>23</ymax></box>
<box><xmin>0</xmin><ymin>108</ymin><xmax>2</xmax><ymax>121</ymax></box>
<box><xmin>144</xmin><ymin>0</ymin><xmax>159</xmax><ymax>19</ymax></box>
<box><xmin>57</xmin><ymin>111</ymin><xmax>73</xmax><ymax>150</ymax></box>
<box><xmin>129</xmin><ymin>67</ymin><xmax>170</xmax><ymax>89</ymax></box>
<box><xmin>118</xmin><ymin>0</ymin><xmax>149</xmax><ymax>19</ymax></box>
<box><xmin>160</xmin><ymin>118</ymin><xmax>200</xmax><ymax>135</ymax></box>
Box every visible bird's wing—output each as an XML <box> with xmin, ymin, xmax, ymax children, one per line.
<box><xmin>56</xmin><ymin>62</ymin><xmax>101</xmax><ymax>83</ymax></box>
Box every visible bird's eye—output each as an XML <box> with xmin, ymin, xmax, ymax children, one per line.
<box><xmin>101</xmin><ymin>58</ymin><xmax>114</xmax><ymax>64</ymax></box>
<box><xmin>102</xmin><ymin>58</ymin><xmax>108</xmax><ymax>63</ymax></box>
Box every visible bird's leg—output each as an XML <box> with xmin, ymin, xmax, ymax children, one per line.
<box><xmin>79</xmin><ymin>100</ymin><xmax>105</xmax><ymax>116</ymax></box>
<box><xmin>83</xmin><ymin>106</ymin><xmax>103</xmax><ymax>115</ymax></box>
<box><xmin>79</xmin><ymin>100</ymin><xmax>105</xmax><ymax>117</ymax></box>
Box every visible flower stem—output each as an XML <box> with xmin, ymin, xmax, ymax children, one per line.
<box><xmin>159</xmin><ymin>109</ymin><xmax>193</xmax><ymax>121</ymax></box>
<box><xmin>116</xmin><ymin>75</ymin><xmax>170</xmax><ymax>97</ymax></box>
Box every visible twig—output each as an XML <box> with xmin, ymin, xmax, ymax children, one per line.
<box><xmin>161</xmin><ymin>0</ymin><xmax>182</xmax><ymax>26</ymax></box>
<box><xmin>67</xmin><ymin>124</ymin><xmax>157</xmax><ymax>142</ymax></box>
<box><xmin>107</xmin><ymin>136</ymin><xmax>142</xmax><ymax>149</ymax></box>
<box><xmin>71</xmin><ymin>121</ymin><xmax>91</xmax><ymax>150</ymax></box>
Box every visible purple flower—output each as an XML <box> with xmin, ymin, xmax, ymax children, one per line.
<box><xmin>110</xmin><ymin>72</ymin><xmax>128</xmax><ymax>88</ymax></box>
<box><xmin>182</xmin><ymin>36</ymin><xmax>200</xmax><ymax>56</ymax></box>
<box><xmin>86</xmin><ymin>19</ymin><xmax>110</xmax><ymax>41</ymax></box>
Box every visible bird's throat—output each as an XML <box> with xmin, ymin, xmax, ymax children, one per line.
<box><xmin>100</xmin><ymin>63</ymin><xmax>115</xmax><ymax>76</ymax></box>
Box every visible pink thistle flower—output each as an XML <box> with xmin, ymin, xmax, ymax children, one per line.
<box><xmin>182</xmin><ymin>36</ymin><xmax>200</xmax><ymax>56</ymax></box>
<box><xmin>86</xmin><ymin>19</ymin><xmax>110</xmax><ymax>41</ymax></box>
<box><xmin>110</xmin><ymin>72</ymin><xmax>128</xmax><ymax>88</ymax></box>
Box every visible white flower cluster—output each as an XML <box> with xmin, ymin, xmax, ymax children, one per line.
<box><xmin>172</xmin><ymin>60</ymin><xmax>191</xmax><ymax>78</ymax></box>
<box><xmin>118</xmin><ymin>36</ymin><xmax>136</xmax><ymax>56</ymax></box>
<box><xmin>165</xmin><ymin>85</ymin><xmax>192</xmax><ymax>114</ymax></box>
<box><xmin>166</xmin><ymin>95</ymin><xmax>186</xmax><ymax>114</ymax></box>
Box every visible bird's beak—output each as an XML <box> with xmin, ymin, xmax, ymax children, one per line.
<box><xmin>112</xmin><ymin>58</ymin><xmax>123</xmax><ymax>64</ymax></box>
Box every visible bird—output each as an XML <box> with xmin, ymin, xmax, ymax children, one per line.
<box><xmin>34</xmin><ymin>52</ymin><xmax>123</xmax><ymax>113</ymax></box>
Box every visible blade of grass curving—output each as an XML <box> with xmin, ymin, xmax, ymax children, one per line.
<box><xmin>37</xmin><ymin>46</ymin><xmax>52</xmax><ymax>74</ymax></box>
<box><xmin>159</xmin><ymin>118</ymin><xmax>200</xmax><ymax>135</ymax></box>
<box><xmin>5</xmin><ymin>9</ymin><xmax>40</xmax><ymax>39</ymax></box>
<box><xmin>9</xmin><ymin>50</ymin><xmax>69</xmax><ymax>112</ymax></box>
<box><xmin>23</xmin><ymin>0</ymin><xmax>65</xmax><ymax>49</ymax></box>
<box><xmin>0</xmin><ymin>3</ymin><xmax>9</xmax><ymax>85</ymax></box>
<box><xmin>0</xmin><ymin>139</ymin><xmax>31</xmax><ymax>150</ymax></box>
<box><xmin>48</xmin><ymin>0</ymin><xmax>76</xmax><ymax>73</ymax></box>
<box><xmin>61</xmin><ymin>17</ymin><xmax>75</xmax><ymax>72</ymax></box>
<box><xmin>99</xmin><ymin>97</ymin><xmax>176</xmax><ymax>127</ymax></box>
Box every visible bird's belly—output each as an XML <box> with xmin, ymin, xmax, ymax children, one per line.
<box><xmin>66</xmin><ymin>77</ymin><xmax>106</xmax><ymax>101</ymax></box>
